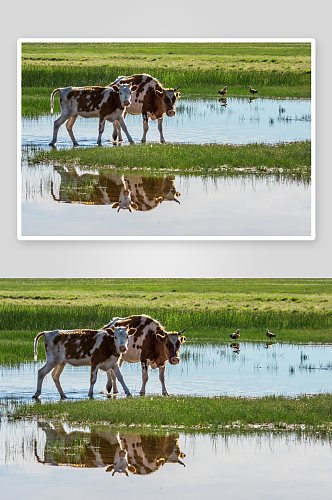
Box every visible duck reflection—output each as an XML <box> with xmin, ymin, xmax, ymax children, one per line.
<box><xmin>34</xmin><ymin>422</ymin><xmax>186</xmax><ymax>476</ymax></box>
<box><xmin>230</xmin><ymin>342</ymin><xmax>241</xmax><ymax>354</ymax></box>
<box><xmin>51</xmin><ymin>165</ymin><xmax>181</xmax><ymax>212</ymax></box>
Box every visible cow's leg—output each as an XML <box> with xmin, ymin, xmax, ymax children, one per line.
<box><xmin>112</xmin><ymin>363</ymin><xmax>131</xmax><ymax>396</ymax></box>
<box><xmin>112</xmin><ymin>119</ymin><xmax>123</xmax><ymax>142</ymax></box>
<box><xmin>106</xmin><ymin>361</ymin><xmax>122</xmax><ymax>394</ymax></box>
<box><xmin>157</xmin><ymin>117</ymin><xmax>166</xmax><ymax>143</ymax></box>
<box><xmin>33</xmin><ymin>361</ymin><xmax>59</xmax><ymax>399</ymax></box>
<box><xmin>88</xmin><ymin>366</ymin><xmax>99</xmax><ymax>398</ymax></box>
<box><xmin>65</xmin><ymin>115</ymin><xmax>79</xmax><ymax>146</ymax></box>
<box><xmin>140</xmin><ymin>360</ymin><xmax>149</xmax><ymax>395</ymax></box>
<box><xmin>50</xmin><ymin>113</ymin><xmax>72</xmax><ymax>147</ymax></box>
<box><xmin>97</xmin><ymin>117</ymin><xmax>107</xmax><ymax>146</ymax></box>
<box><xmin>141</xmin><ymin>113</ymin><xmax>149</xmax><ymax>143</ymax></box>
<box><xmin>51</xmin><ymin>362</ymin><xmax>67</xmax><ymax>399</ymax></box>
<box><xmin>117</xmin><ymin>115</ymin><xmax>134</xmax><ymax>144</ymax></box>
<box><xmin>159</xmin><ymin>365</ymin><xmax>169</xmax><ymax>396</ymax></box>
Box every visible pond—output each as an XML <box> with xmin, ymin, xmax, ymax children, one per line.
<box><xmin>1</xmin><ymin>342</ymin><xmax>331</xmax><ymax>400</ymax></box>
<box><xmin>20</xmin><ymin>163</ymin><xmax>311</xmax><ymax>238</ymax></box>
<box><xmin>1</xmin><ymin>417</ymin><xmax>331</xmax><ymax>500</ymax></box>
<box><xmin>21</xmin><ymin>97</ymin><xmax>311</xmax><ymax>147</ymax></box>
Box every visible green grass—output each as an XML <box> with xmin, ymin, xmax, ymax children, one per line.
<box><xmin>10</xmin><ymin>394</ymin><xmax>332</xmax><ymax>433</ymax></box>
<box><xmin>1</xmin><ymin>279</ymin><xmax>331</xmax><ymax>366</ymax></box>
<box><xmin>30</xmin><ymin>141</ymin><xmax>311</xmax><ymax>179</ymax></box>
<box><xmin>21</xmin><ymin>42</ymin><xmax>312</xmax><ymax>117</ymax></box>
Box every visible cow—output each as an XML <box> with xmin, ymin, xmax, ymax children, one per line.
<box><xmin>109</xmin><ymin>74</ymin><xmax>181</xmax><ymax>144</ymax></box>
<box><xmin>49</xmin><ymin>82</ymin><xmax>138</xmax><ymax>147</ymax></box>
<box><xmin>103</xmin><ymin>315</ymin><xmax>186</xmax><ymax>396</ymax></box>
<box><xmin>32</xmin><ymin>325</ymin><xmax>136</xmax><ymax>400</ymax></box>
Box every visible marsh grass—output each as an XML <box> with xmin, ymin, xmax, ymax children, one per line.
<box><xmin>10</xmin><ymin>394</ymin><xmax>332</xmax><ymax>432</ymax></box>
<box><xmin>31</xmin><ymin>142</ymin><xmax>311</xmax><ymax>179</ymax></box>
<box><xmin>21</xmin><ymin>42</ymin><xmax>312</xmax><ymax>116</ymax></box>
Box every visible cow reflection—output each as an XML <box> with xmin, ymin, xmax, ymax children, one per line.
<box><xmin>34</xmin><ymin>422</ymin><xmax>185</xmax><ymax>476</ymax></box>
<box><xmin>51</xmin><ymin>166</ymin><xmax>180</xmax><ymax>212</ymax></box>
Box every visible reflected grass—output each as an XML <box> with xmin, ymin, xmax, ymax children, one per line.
<box><xmin>10</xmin><ymin>394</ymin><xmax>332</xmax><ymax>433</ymax></box>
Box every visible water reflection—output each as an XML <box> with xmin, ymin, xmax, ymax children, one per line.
<box><xmin>1</xmin><ymin>414</ymin><xmax>331</xmax><ymax>500</ymax></box>
<box><xmin>21</xmin><ymin>163</ymin><xmax>311</xmax><ymax>237</ymax></box>
<box><xmin>34</xmin><ymin>422</ymin><xmax>185</xmax><ymax>475</ymax></box>
<box><xmin>51</xmin><ymin>165</ymin><xmax>181</xmax><ymax>212</ymax></box>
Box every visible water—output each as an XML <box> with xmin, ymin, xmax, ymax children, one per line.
<box><xmin>20</xmin><ymin>163</ymin><xmax>311</xmax><ymax>237</ymax></box>
<box><xmin>21</xmin><ymin>97</ymin><xmax>311</xmax><ymax>147</ymax></box>
<box><xmin>0</xmin><ymin>418</ymin><xmax>331</xmax><ymax>500</ymax></box>
<box><xmin>1</xmin><ymin>342</ymin><xmax>331</xmax><ymax>400</ymax></box>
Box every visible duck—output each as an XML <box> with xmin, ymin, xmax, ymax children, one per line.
<box><xmin>218</xmin><ymin>86</ymin><xmax>228</xmax><ymax>96</ymax></box>
<box><xmin>229</xmin><ymin>329</ymin><xmax>241</xmax><ymax>340</ymax></box>
<box><xmin>265</xmin><ymin>329</ymin><xmax>276</xmax><ymax>339</ymax></box>
<box><xmin>249</xmin><ymin>86</ymin><xmax>258</xmax><ymax>95</ymax></box>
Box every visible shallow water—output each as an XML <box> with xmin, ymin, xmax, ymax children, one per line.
<box><xmin>21</xmin><ymin>97</ymin><xmax>311</xmax><ymax>147</ymax></box>
<box><xmin>0</xmin><ymin>419</ymin><xmax>331</xmax><ymax>500</ymax></box>
<box><xmin>20</xmin><ymin>163</ymin><xmax>311</xmax><ymax>238</ymax></box>
<box><xmin>1</xmin><ymin>342</ymin><xmax>331</xmax><ymax>400</ymax></box>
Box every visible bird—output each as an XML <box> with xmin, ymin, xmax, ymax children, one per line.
<box><xmin>265</xmin><ymin>329</ymin><xmax>276</xmax><ymax>339</ymax></box>
<box><xmin>229</xmin><ymin>329</ymin><xmax>241</xmax><ymax>340</ymax></box>
<box><xmin>249</xmin><ymin>86</ymin><xmax>258</xmax><ymax>95</ymax></box>
<box><xmin>218</xmin><ymin>86</ymin><xmax>228</xmax><ymax>96</ymax></box>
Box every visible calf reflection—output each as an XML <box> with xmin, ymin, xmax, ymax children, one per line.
<box><xmin>51</xmin><ymin>166</ymin><xmax>181</xmax><ymax>212</ymax></box>
<box><xmin>34</xmin><ymin>422</ymin><xmax>185</xmax><ymax>475</ymax></box>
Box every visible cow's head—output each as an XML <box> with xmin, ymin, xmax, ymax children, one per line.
<box><xmin>112</xmin><ymin>188</ymin><xmax>138</xmax><ymax>213</ymax></box>
<box><xmin>106</xmin><ymin>448</ymin><xmax>136</xmax><ymax>476</ymax></box>
<box><xmin>156</xmin><ymin>330</ymin><xmax>186</xmax><ymax>365</ymax></box>
<box><xmin>106</xmin><ymin>325</ymin><xmax>137</xmax><ymax>354</ymax></box>
<box><xmin>155</xmin><ymin>86</ymin><xmax>181</xmax><ymax>117</ymax></box>
<box><xmin>111</xmin><ymin>83</ymin><xmax>139</xmax><ymax>108</ymax></box>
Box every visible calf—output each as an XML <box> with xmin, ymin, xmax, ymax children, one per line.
<box><xmin>103</xmin><ymin>315</ymin><xmax>186</xmax><ymax>396</ymax></box>
<box><xmin>32</xmin><ymin>326</ymin><xmax>136</xmax><ymax>399</ymax></box>
<box><xmin>49</xmin><ymin>83</ymin><xmax>138</xmax><ymax>147</ymax></box>
<box><xmin>110</xmin><ymin>74</ymin><xmax>181</xmax><ymax>143</ymax></box>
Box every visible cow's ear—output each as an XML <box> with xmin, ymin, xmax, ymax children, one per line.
<box><xmin>180</xmin><ymin>335</ymin><xmax>187</xmax><ymax>344</ymax></box>
<box><xmin>155</xmin><ymin>89</ymin><xmax>164</xmax><ymax>96</ymax></box>
<box><xmin>128</xmin><ymin>328</ymin><xmax>136</xmax><ymax>336</ymax></box>
<box><xmin>106</xmin><ymin>465</ymin><xmax>114</xmax><ymax>472</ymax></box>
<box><xmin>106</xmin><ymin>327</ymin><xmax>115</xmax><ymax>336</ymax></box>
<box><xmin>131</xmin><ymin>203</ymin><xmax>138</xmax><ymax>210</ymax></box>
<box><xmin>156</xmin><ymin>333</ymin><xmax>167</xmax><ymax>343</ymax></box>
<box><xmin>111</xmin><ymin>84</ymin><xmax>120</xmax><ymax>92</ymax></box>
<box><xmin>112</xmin><ymin>203</ymin><xmax>119</xmax><ymax>209</ymax></box>
<box><xmin>131</xmin><ymin>85</ymin><xmax>138</xmax><ymax>92</ymax></box>
<box><xmin>128</xmin><ymin>465</ymin><xmax>136</xmax><ymax>473</ymax></box>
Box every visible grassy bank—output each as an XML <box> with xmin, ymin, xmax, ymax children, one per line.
<box><xmin>10</xmin><ymin>394</ymin><xmax>332</xmax><ymax>433</ymax></box>
<box><xmin>30</xmin><ymin>141</ymin><xmax>311</xmax><ymax>179</ymax></box>
<box><xmin>21</xmin><ymin>42</ymin><xmax>312</xmax><ymax>116</ymax></box>
<box><xmin>0</xmin><ymin>279</ymin><xmax>331</xmax><ymax>365</ymax></box>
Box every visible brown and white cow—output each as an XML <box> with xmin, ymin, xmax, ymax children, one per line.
<box><xmin>32</xmin><ymin>326</ymin><xmax>136</xmax><ymax>399</ymax></box>
<box><xmin>103</xmin><ymin>315</ymin><xmax>186</xmax><ymax>396</ymax></box>
<box><xmin>49</xmin><ymin>83</ymin><xmax>138</xmax><ymax>147</ymax></box>
<box><xmin>109</xmin><ymin>74</ymin><xmax>181</xmax><ymax>144</ymax></box>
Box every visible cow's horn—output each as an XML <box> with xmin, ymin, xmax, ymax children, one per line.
<box><xmin>174</xmin><ymin>86</ymin><xmax>181</xmax><ymax>91</ymax></box>
<box><xmin>178</xmin><ymin>329</ymin><xmax>186</xmax><ymax>335</ymax></box>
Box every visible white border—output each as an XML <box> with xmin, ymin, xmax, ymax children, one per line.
<box><xmin>17</xmin><ymin>38</ymin><xmax>316</xmax><ymax>241</ymax></box>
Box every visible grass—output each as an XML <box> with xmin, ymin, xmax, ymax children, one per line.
<box><xmin>0</xmin><ymin>278</ymin><xmax>332</xmax><ymax>365</ymax></box>
<box><xmin>29</xmin><ymin>141</ymin><xmax>311</xmax><ymax>179</ymax></box>
<box><xmin>21</xmin><ymin>42</ymin><xmax>312</xmax><ymax>117</ymax></box>
<box><xmin>9</xmin><ymin>394</ymin><xmax>332</xmax><ymax>434</ymax></box>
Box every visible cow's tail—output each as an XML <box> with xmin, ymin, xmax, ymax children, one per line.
<box><xmin>34</xmin><ymin>332</ymin><xmax>45</xmax><ymax>361</ymax></box>
<box><xmin>50</xmin><ymin>88</ymin><xmax>60</xmax><ymax>114</ymax></box>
